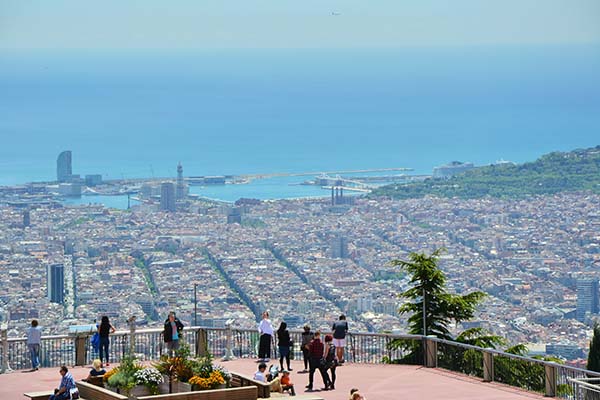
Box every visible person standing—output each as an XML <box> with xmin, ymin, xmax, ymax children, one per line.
<box><xmin>332</xmin><ymin>314</ymin><xmax>349</xmax><ymax>364</ymax></box>
<box><xmin>98</xmin><ymin>315</ymin><xmax>116</xmax><ymax>366</ymax></box>
<box><xmin>323</xmin><ymin>334</ymin><xmax>338</xmax><ymax>390</ymax></box>
<box><xmin>163</xmin><ymin>311</ymin><xmax>184</xmax><ymax>356</ymax></box>
<box><xmin>49</xmin><ymin>365</ymin><xmax>77</xmax><ymax>400</ymax></box>
<box><xmin>27</xmin><ymin>319</ymin><xmax>42</xmax><ymax>371</ymax></box>
<box><xmin>258</xmin><ymin>311</ymin><xmax>274</xmax><ymax>362</ymax></box>
<box><xmin>277</xmin><ymin>321</ymin><xmax>292</xmax><ymax>371</ymax></box>
<box><xmin>300</xmin><ymin>325</ymin><xmax>313</xmax><ymax>373</ymax></box>
<box><xmin>305</xmin><ymin>330</ymin><xmax>331</xmax><ymax>392</ymax></box>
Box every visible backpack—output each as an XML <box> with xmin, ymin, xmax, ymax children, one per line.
<box><xmin>326</xmin><ymin>344</ymin><xmax>336</xmax><ymax>363</ymax></box>
<box><xmin>91</xmin><ymin>332</ymin><xmax>100</xmax><ymax>351</ymax></box>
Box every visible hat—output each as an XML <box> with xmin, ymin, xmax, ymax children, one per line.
<box><xmin>281</xmin><ymin>369</ymin><xmax>290</xmax><ymax>374</ymax></box>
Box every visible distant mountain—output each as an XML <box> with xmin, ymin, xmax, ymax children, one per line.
<box><xmin>372</xmin><ymin>146</ymin><xmax>600</xmax><ymax>199</ymax></box>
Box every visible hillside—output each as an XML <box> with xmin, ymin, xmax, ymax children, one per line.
<box><xmin>372</xmin><ymin>146</ymin><xmax>600</xmax><ymax>199</ymax></box>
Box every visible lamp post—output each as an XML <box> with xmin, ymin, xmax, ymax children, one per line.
<box><xmin>422</xmin><ymin>286</ymin><xmax>426</xmax><ymax>336</ymax></box>
<box><xmin>194</xmin><ymin>283</ymin><xmax>198</xmax><ymax>327</ymax></box>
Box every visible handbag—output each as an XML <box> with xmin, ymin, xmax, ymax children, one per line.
<box><xmin>70</xmin><ymin>387</ymin><xmax>80</xmax><ymax>399</ymax></box>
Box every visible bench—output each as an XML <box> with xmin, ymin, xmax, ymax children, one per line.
<box><xmin>137</xmin><ymin>386</ymin><xmax>257</xmax><ymax>400</ymax></box>
<box><xmin>23</xmin><ymin>391</ymin><xmax>53</xmax><ymax>400</ymax></box>
<box><xmin>230</xmin><ymin>373</ymin><xmax>280</xmax><ymax>398</ymax></box>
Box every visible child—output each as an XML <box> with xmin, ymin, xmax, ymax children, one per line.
<box><xmin>280</xmin><ymin>370</ymin><xmax>296</xmax><ymax>396</ymax></box>
<box><xmin>349</xmin><ymin>388</ymin><xmax>366</xmax><ymax>400</ymax></box>
<box><xmin>254</xmin><ymin>362</ymin><xmax>268</xmax><ymax>382</ymax></box>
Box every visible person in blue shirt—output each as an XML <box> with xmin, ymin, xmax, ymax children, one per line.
<box><xmin>26</xmin><ymin>319</ymin><xmax>42</xmax><ymax>371</ymax></box>
<box><xmin>49</xmin><ymin>365</ymin><xmax>77</xmax><ymax>400</ymax></box>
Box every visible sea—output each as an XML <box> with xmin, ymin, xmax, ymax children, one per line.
<box><xmin>1</xmin><ymin>45</ymin><xmax>600</xmax><ymax>207</ymax></box>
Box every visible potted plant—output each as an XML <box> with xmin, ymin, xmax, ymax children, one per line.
<box><xmin>189</xmin><ymin>354</ymin><xmax>230</xmax><ymax>390</ymax></box>
<box><xmin>106</xmin><ymin>355</ymin><xmax>143</xmax><ymax>397</ymax></box>
<box><xmin>154</xmin><ymin>344</ymin><xmax>195</xmax><ymax>392</ymax></box>
<box><xmin>133</xmin><ymin>367</ymin><xmax>164</xmax><ymax>395</ymax></box>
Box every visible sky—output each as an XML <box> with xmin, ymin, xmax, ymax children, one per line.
<box><xmin>1</xmin><ymin>0</ymin><xmax>600</xmax><ymax>50</ymax></box>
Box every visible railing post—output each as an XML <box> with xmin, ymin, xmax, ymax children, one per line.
<box><xmin>75</xmin><ymin>335</ymin><xmax>87</xmax><ymax>366</ymax></box>
<box><xmin>1</xmin><ymin>323</ymin><xmax>12</xmax><ymax>373</ymax></box>
<box><xmin>196</xmin><ymin>328</ymin><xmax>208</xmax><ymax>358</ymax></box>
<box><xmin>128</xmin><ymin>316</ymin><xmax>137</xmax><ymax>356</ymax></box>
<box><xmin>483</xmin><ymin>349</ymin><xmax>494</xmax><ymax>382</ymax></box>
<box><xmin>222</xmin><ymin>320</ymin><xmax>235</xmax><ymax>361</ymax></box>
<box><xmin>425</xmin><ymin>335</ymin><xmax>437</xmax><ymax>368</ymax></box>
<box><xmin>545</xmin><ymin>362</ymin><xmax>557</xmax><ymax>397</ymax></box>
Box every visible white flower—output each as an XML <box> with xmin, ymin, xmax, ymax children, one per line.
<box><xmin>134</xmin><ymin>367</ymin><xmax>164</xmax><ymax>386</ymax></box>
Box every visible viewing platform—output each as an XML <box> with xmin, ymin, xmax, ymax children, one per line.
<box><xmin>2</xmin><ymin>359</ymin><xmax>545</xmax><ymax>400</ymax></box>
<box><xmin>0</xmin><ymin>325</ymin><xmax>596</xmax><ymax>399</ymax></box>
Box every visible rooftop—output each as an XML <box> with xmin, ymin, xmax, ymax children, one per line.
<box><xmin>1</xmin><ymin>358</ymin><xmax>543</xmax><ymax>400</ymax></box>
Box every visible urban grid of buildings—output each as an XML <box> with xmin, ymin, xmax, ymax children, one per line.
<box><xmin>1</xmin><ymin>153</ymin><xmax>600</xmax><ymax>366</ymax></box>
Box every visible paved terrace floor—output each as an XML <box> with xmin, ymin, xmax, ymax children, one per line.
<box><xmin>1</xmin><ymin>358</ymin><xmax>544</xmax><ymax>400</ymax></box>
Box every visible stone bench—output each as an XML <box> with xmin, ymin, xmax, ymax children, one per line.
<box><xmin>230</xmin><ymin>373</ymin><xmax>281</xmax><ymax>398</ymax></box>
<box><xmin>23</xmin><ymin>391</ymin><xmax>54</xmax><ymax>400</ymax></box>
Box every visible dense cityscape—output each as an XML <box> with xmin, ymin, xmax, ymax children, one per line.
<box><xmin>1</xmin><ymin>152</ymin><xmax>599</xmax><ymax>367</ymax></box>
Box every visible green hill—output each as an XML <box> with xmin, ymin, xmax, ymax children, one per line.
<box><xmin>372</xmin><ymin>146</ymin><xmax>600</xmax><ymax>199</ymax></box>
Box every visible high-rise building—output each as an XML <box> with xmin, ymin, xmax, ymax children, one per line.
<box><xmin>56</xmin><ymin>151</ymin><xmax>72</xmax><ymax>182</ymax></box>
<box><xmin>176</xmin><ymin>162</ymin><xmax>186</xmax><ymax>200</ymax></box>
<box><xmin>47</xmin><ymin>263</ymin><xmax>64</xmax><ymax>304</ymax></box>
<box><xmin>331</xmin><ymin>234</ymin><xmax>349</xmax><ymax>259</ymax></box>
<box><xmin>160</xmin><ymin>182</ymin><xmax>176</xmax><ymax>212</ymax></box>
<box><xmin>23</xmin><ymin>209</ymin><xmax>30</xmax><ymax>227</ymax></box>
<box><xmin>576</xmin><ymin>278</ymin><xmax>599</xmax><ymax>321</ymax></box>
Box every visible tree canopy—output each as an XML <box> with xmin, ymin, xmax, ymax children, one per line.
<box><xmin>391</xmin><ymin>249</ymin><xmax>488</xmax><ymax>340</ymax></box>
<box><xmin>373</xmin><ymin>145</ymin><xmax>600</xmax><ymax>199</ymax></box>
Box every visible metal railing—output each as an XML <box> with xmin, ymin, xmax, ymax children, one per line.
<box><xmin>2</xmin><ymin>324</ymin><xmax>599</xmax><ymax>399</ymax></box>
<box><xmin>429</xmin><ymin>337</ymin><xmax>600</xmax><ymax>399</ymax></box>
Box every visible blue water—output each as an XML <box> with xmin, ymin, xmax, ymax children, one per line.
<box><xmin>1</xmin><ymin>46</ymin><xmax>599</xmax><ymax>203</ymax></box>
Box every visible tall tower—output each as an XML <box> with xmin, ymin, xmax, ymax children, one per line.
<box><xmin>176</xmin><ymin>162</ymin><xmax>185</xmax><ymax>200</ymax></box>
<box><xmin>23</xmin><ymin>209</ymin><xmax>31</xmax><ymax>227</ymax></box>
<box><xmin>47</xmin><ymin>263</ymin><xmax>65</xmax><ymax>304</ymax></box>
<box><xmin>160</xmin><ymin>182</ymin><xmax>176</xmax><ymax>212</ymax></box>
<box><xmin>576</xmin><ymin>278</ymin><xmax>599</xmax><ymax>321</ymax></box>
<box><xmin>56</xmin><ymin>150</ymin><xmax>72</xmax><ymax>182</ymax></box>
<box><xmin>331</xmin><ymin>233</ymin><xmax>349</xmax><ymax>259</ymax></box>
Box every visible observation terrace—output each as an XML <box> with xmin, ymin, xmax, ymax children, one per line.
<box><xmin>0</xmin><ymin>325</ymin><xmax>597</xmax><ymax>399</ymax></box>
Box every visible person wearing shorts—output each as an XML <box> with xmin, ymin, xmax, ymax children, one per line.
<box><xmin>332</xmin><ymin>314</ymin><xmax>348</xmax><ymax>363</ymax></box>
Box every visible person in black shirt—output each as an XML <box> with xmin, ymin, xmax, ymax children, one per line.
<box><xmin>332</xmin><ymin>314</ymin><xmax>348</xmax><ymax>364</ymax></box>
<box><xmin>277</xmin><ymin>321</ymin><xmax>292</xmax><ymax>371</ymax></box>
<box><xmin>98</xmin><ymin>316</ymin><xmax>116</xmax><ymax>366</ymax></box>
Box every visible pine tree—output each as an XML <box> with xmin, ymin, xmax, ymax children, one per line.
<box><xmin>587</xmin><ymin>323</ymin><xmax>600</xmax><ymax>372</ymax></box>
<box><xmin>391</xmin><ymin>249</ymin><xmax>487</xmax><ymax>340</ymax></box>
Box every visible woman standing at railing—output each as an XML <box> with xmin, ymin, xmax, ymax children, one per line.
<box><xmin>277</xmin><ymin>321</ymin><xmax>292</xmax><ymax>371</ymax></box>
<box><xmin>258</xmin><ymin>311</ymin><xmax>274</xmax><ymax>362</ymax></box>
<box><xmin>98</xmin><ymin>316</ymin><xmax>116</xmax><ymax>366</ymax></box>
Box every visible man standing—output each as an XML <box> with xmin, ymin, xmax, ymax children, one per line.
<box><xmin>27</xmin><ymin>319</ymin><xmax>42</xmax><ymax>371</ymax></box>
<box><xmin>163</xmin><ymin>311</ymin><xmax>184</xmax><ymax>356</ymax></box>
<box><xmin>49</xmin><ymin>365</ymin><xmax>77</xmax><ymax>400</ymax></box>
<box><xmin>305</xmin><ymin>330</ymin><xmax>331</xmax><ymax>392</ymax></box>
<box><xmin>332</xmin><ymin>314</ymin><xmax>349</xmax><ymax>364</ymax></box>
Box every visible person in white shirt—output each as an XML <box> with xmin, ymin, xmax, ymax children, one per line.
<box><xmin>254</xmin><ymin>362</ymin><xmax>268</xmax><ymax>382</ymax></box>
<box><xmin>27</xmin><ymin>319</ymin><xmax>42</xmax><ymax>371</ymax></box>
<box><xmin>258</xmin><ymin>311</ymin><xmax>274</xmax><ymax>362</ymax></box>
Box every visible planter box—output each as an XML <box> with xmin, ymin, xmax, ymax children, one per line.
<box><xmin>128</xmin><ymin>385</ymin><xmax>152</xmax><ymax>398</ymax></box>
<box><xmin>172</xmin><ymin>381</ymin><xmax>192</xmax><ymax>393</ymax></box>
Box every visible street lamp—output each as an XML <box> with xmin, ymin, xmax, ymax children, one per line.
<box><xmin>194</xmin><ymin>283</ymin><xmax>198</xmax><ymax>327</ymax></box>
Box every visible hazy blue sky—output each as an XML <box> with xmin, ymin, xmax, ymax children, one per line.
<box><xmin>2</xmin><ymin>0</ymin><xmax>600</xmax><ymax>49</ymax></box>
